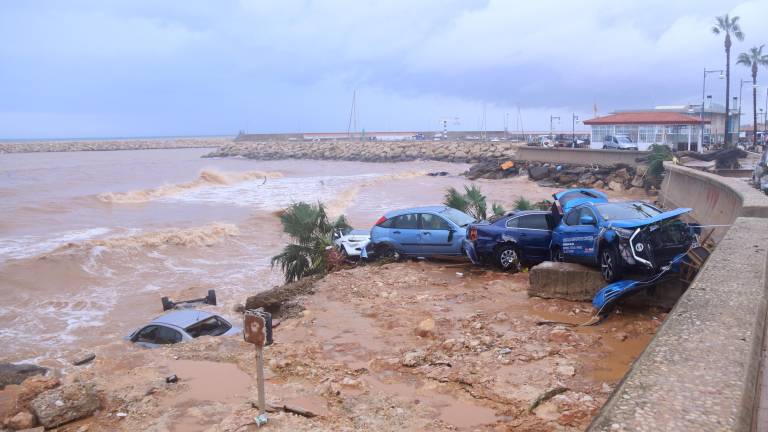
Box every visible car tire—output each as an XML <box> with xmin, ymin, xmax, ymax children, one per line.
<box><xmin>550</xmin><ymin>246</ymin><xmax>564</xmax><ymax>262</ymax></box>
<box><xmin>161</xmin><ymin>296</ymin><xmax>173</xmax><ymax>311</ymax></box>
<box><xmin>375</xmin><ymin>244</ymin><xmax>401</xmax><ymax>261</ymax></box>
<box><xmin>206</xmin><ymin>290</ymin><xmax>217</xmax><ymax>306</ymax></box>
<box><xmin>600</xmin><ymin>244</ymin><xmax>622</xmax><ymax>282</ymax></box>
<box><xmin>495</xmin><ymin>244</ymin><xmax>521</xmax><ymax>272</ymax></box>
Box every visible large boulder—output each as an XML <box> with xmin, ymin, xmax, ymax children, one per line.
<box><xmin>528</xmin><ymin>165</ymin><xmax>550</xmax><ymax>181</ymax></box>
<box><xmin>30</xmin><ymin>381</ymin><xmax>100</xmax><ymax>429</ymax></box>
<box><xmin>528</xmin><ymin>261</ymin><xmax>605</xmax><ymax>302</ymax></box>
<box><xmin>0</xmin><ymin>364</ymin><xmax>47</xmax><ymax>390</ymax></box>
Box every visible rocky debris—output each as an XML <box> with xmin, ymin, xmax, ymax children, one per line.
<box><xmin>15</xmin><ymin>427</ymin><xmax>44</xmax><ymax>432</ymax></box>
<box><xmin>0</xmin><ymin>137</ymin><xmax>227</xmax><ymax>154</ymax></box>
<box><xmin>464</xmin><ymin>159</ymin><xmax>659</xmax><ymax>192</ymax></box>
<box><xmin>673</xmin><ymin>148</ymin><xmax>747</xmax><ymax>169</ymax></box>
<box><xmin>415</xmin><ymin>318</ymin><xmax>436</xmax><ymax>337</ymax></box>
<box><xmin>30</xmin><ymin>381</ymin><xmax>100</xmax><ymax>429</ymax></box>
<box><xmin>71</xmin><ymin>353</ymin><xmax>96</xmax><ymax>366</ymax></box>
<box><xmin>10</xmin><ymin>376</ymin><xmax>62</xmax><ymax>416</ymax></box>
<box><xmin>5</xmin><ymin>411</ymin><xmax>36</xmax><ymax>430</ymax></box>
<box><xmin>0</xmin><ymin>364</ymin><xmax>47</xmax><ymax>390</ymax></box>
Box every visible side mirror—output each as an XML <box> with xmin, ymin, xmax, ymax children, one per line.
<box><xmin>580</xmin><ymin>215</ymin><xmax>596</xmax><ymax>225</ymax></box>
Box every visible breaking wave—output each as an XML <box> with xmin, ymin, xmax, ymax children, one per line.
<box><xmin>54</xmin><ymin>223</ymin><xmax>240</xmax><ymax>253</ymax></box>
<box><xmin>97</xmin><ymin>169</ymin><xmax>283</xmax><ymax>203</ymax></box>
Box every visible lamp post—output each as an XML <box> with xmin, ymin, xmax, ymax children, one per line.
<box><xmin>550</xmin><ymin>115</ymin><xmax>560</xmax><ymax>144</ymax></box>
<box><xmin>572</xmin><ymin>114</ymin><xmax>579</xmax><ymax>146</ymax></box>
<box><xmin>701</xmin><ymin>68</ymin><xmax>724</xmax><ymax>153</ymax></box>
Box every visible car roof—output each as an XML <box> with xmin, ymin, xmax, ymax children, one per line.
<box><xmin>151</xmin><ymin>309</ymin><xmax>216</xmax><ymax>329</ymax></box>
<box><xmin>384</xmin><ymin>205</ymin><xmax>450</xmax><ymax>217</ymax></box>
<box><xmin>348</xmin><ymin>229</ymin><xmax>369</xmax><ymax>235</ymax></box>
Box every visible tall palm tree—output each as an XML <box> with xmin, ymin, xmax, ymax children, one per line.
<box><xmin>271</xmin><ymin>201</ymin><xmax>351</xmax><ymax>283</ymax></box>
<box><xmin>712</xmin><ymin>14</ymin><xmax>745</xmax><ymax>147</ymax></box>
<box><xmin>737</xmin><ymin>45</ymin><xmax>768</xmax><ymax>148</ymax></box>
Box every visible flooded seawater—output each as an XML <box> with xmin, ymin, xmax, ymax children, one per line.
<box><xmin>0</xmin><ymin>147</ymin><xmax>555</xmax><ymax>362</ymax></box>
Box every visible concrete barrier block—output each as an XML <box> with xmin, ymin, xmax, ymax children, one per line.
<box><xmin>528</xmin><ymin>261</ymin><xmax>604</xmax><ymax>302</ymax></box>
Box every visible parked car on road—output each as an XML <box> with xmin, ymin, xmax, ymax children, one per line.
<box><xmin>370</xmin><ymin>206</ymin><xmax>475</xmax><ymax>259</ymax></box>
<box><xmin>127</xmin><ymin>310</ymin><xmax>240</xmax><ymax>348</ymax></box>
<box><xmin>464</xmin><ymin>211</ymin><xmax>555</xmax><ymax>271</ymax></box>
<box><xmin>753</xmin><ymin>150</ymin><xmax>768</xmax><ymax>193</ymax></box>
<box><xmin>550</xmin><ymin>201</ymin><xmax>696</xmax><ymax>282</ymax></box>
<box><xmin>602</xmin><ymin>135</ymin><xmax>638</xmax><ymax>151</ymax></box>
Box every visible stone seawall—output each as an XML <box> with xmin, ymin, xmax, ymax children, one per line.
<box><xmin>206</xmin><ymin>140</ymin><xmax>518</xmax><ymax>163</ymax></box>
<box><xmin>0</xmin><ymin>137</ymin><xmax>230</xmax><ymax>154</ymax></box>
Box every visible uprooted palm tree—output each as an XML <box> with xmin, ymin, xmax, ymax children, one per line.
<box><xmin>737</xmin><ymin>45</ymin><xmax>768</xmax><ymax>148</ymax></box>
<box><xmin>444</xmin><ymin>185</ymin><xmax>504</xmax><ymax>220</ymax></box>
<box><xmin>271</xmin><ymin>201</ymin><xmax>351</xmax><ymax>283</ymax></box>
<box><xmin>712</xmin><ymin>14</ymin><xmax>745</xmax><ymax>148</ymax></box>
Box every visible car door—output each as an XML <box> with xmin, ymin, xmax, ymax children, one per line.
<box><xmin>559</xmin><ymin>206</ymin><xmax>600</xmax><ymax>263</ymax></box>
<box><xmin>418</xmin><ymin>213</ymin><xmax>456</xmax><ymax>255</ymax></box>
<box><xmin>390</xmin><ymin>213</ymin><xmax>421</xmax><ymax>254</ymax></box>
<box><xmin>515</xmin><ymin>214</ymin><xmax>552</xmax><ymax>260</ymax></box>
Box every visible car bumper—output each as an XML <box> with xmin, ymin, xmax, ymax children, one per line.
<box><xmin>463</xmin><ymin>239</ymin><xmax>481</xmax><ymax>264</ymax></box>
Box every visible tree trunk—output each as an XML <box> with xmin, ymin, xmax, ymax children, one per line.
<box><xmin>725</xmin><ymin>33</ymin><xmax>732</xmax><ymax>148</ymax></box>
<box><xmin>754</xmin><ymin>70</ymin><xmax>758</xmax><ymax>148</ymax></box>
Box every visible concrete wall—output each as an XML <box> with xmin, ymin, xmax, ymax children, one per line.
<box><xmin>589</xmin><ymin>163</ymin><xmax>768</xmax><ymax>431</ymax></box>
<box><xmin>515</xmin><ymin>146</ymin><xmax>648</xmax><ymax>167</ymax></box>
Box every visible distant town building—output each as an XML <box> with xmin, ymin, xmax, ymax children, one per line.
<box><xmin>583</xmin><ymin>103</ymin><xmax>741</xmax><ymax>151</ymax></box>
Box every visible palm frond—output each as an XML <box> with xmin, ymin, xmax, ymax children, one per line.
<box><xmin>443</xmin><ymin>187</ymin><xmax>469</xmax><ymax>213</ymax></box>
<box><xmin>711</xmin><ymin>26</ymin><xmax>720</xmax><ymax>34</ymax></box>
<box><xmin>734</xmin><ymin>29</ymin><xmax>745</xmax><ymax>41</ymax></box>
<box><xmin>737</xmin><ymin>52</ymin><xmax>752</xmax><ymax>66</ymax></box>
<box><xmin>647</xmin><ymin>144</ymin><xmax>673</xmax><ymax>178</ymax></box>
<box><xmin>514</xmin><ymin>197</ymin><xmax>533</xmax><ymax>211</ymax></box>
<box><xmin>464</xmin><ymin>185</ymin><xmax>488</xmax><ymax>220</ymax></box>
<box><xmin>271</xmin><ymin>243</ymin><xmax>321</xmax><ymax>283</ymax></box>
<box><xmin>492</xmin><ymin>202</ymin><xmax>506</xmax><ymax>216</ymax></box>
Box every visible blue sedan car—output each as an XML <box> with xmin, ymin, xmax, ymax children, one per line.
<box><xmin>370</xmin><ymin>206</ymin><xmax>476</xmax><ymax>259</ymax></box>
<box><xmin>463</xmin><ymin>211</ymin><xmax>554</xmax><ymax>271</ymax></box>
<box><xmin>550</xmin><ymin>200</ymin><xmax>695</xmax><ymax>282</ymax></box>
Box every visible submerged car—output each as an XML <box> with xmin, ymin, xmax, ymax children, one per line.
<box><xmin>127</xmin><ymin>310</ymin><xmax>240</xmax><ymax>348</ymax></box>
<box><xmin>333</xmin><ymin>228</ymin><xmax>371</xmax><ymax>258</ymax></box>
<box><xmin>370</xmin><ymin>206</ymin><xmax>475</xmax><ymax>259</ymax></box>
<box><xmin>464</xmin><ymin>210</ymin><xmax>554</xmax><ymax>271</ymax></box>
<box><xmin>550</xmin><ymin>201</ymin><xmax>696</xmax><ymax>282</ymax></box>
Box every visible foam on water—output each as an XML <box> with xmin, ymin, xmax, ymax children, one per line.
<box><xmin>0</xmin><ymin>227</ymin><xmax>111</xmax><ymax>262</ymax></box>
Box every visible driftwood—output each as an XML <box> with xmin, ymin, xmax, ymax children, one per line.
<box><xmin>244</xmin><ymin>274</ymin><xmax>321</xmax><ymax>311</ymax></box>
<box><xmin>676</xmin><ymin>148</ymin><xmax>746</xmax><ymax>162</ymax></box>
<box><xmin>528</xmin><ymin>386</ymin><xmax>569</xmax><ymax>413</ymax></box>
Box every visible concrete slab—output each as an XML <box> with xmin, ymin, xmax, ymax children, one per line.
<box><xmin>528</xmin><ymin>261</ymin><xmax>604</xmax><ymax>302</ymax></box>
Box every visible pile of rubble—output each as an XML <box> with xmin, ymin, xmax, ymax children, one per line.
<box><xmin>465</xmin><ymin>160</ymin><xmax>659</xmax><ymax>193</ymax></box>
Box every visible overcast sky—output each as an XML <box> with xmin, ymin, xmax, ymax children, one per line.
<box><xmin>2</xmin><ymin>0</ymin><xmax>768</xmax><ymax>139</ymax></box>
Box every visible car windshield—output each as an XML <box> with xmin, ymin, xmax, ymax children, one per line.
<box><xmin>617</xmin><ymin>136</ymin><xmax>632</xmax><ymax>143</ymax></box>
<box><xmin>440</xmin><ymin>208</ymin><xmax>476</xmax><ymax>227</ymax></box>
<box><xmin>596</xmin><ymin>203</ymin><xmax>662</xmax><ymax>220</ymax></box>
<box><xmin>185</xmin><ymin>316</ymin><xmax>231</xmax><ymax>338</ymax></box>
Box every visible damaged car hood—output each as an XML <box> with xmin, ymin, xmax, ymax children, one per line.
<box><xmin>607</xmin><ymin>208</ymin><xmax>692</xmax><ymax>229</ymax></box>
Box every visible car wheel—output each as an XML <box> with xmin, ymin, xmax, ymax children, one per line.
<box><xmin>551</xmin><ymin>247</ymin><xmax>564</xmax><ymax>262</ymax></box>
<box><xmin>495</xmin><ymin>244</ymin><xmax>521</xmax><ymax>272</ymax></box>
<box><xmin>600</xmin><ymin>245</ymin><xmax>622</xmax><ymax>282</ymax></box>
<box><xmin>376</xmin><ymin>244</ymin><xmax>401</xmax><ymax>261</ymax></box>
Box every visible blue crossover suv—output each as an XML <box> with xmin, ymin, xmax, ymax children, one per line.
<box><xmin>370</xmin><ymin>206</ymin><xmax>476</xmax><ymax>259</ymax></box>
<box><xmin>550</xmin><ymin>200</ymin><xmax>696</xmax><ymax>282</ymax></box>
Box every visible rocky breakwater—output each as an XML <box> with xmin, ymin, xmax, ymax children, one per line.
<box><xmin>465</xmin><ymin>159</ymin><xmax>657</xmax><ymax>194</ymax></box>
<box><xmin>205</xmin><ymin>140</ymin><xmax>518</xmax><ymax>163</ymax></box>
<box><xmin>0</xmin><ymin>137</ymin><xmax>230</xmax><ymax>154</ymax></box>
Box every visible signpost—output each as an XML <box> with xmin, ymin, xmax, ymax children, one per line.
<box><xmin>244</xmin><ymin>309</ymin><xmax>272</xmax><ymax>427</ymax></box>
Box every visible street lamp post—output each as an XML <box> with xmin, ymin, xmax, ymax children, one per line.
<box><xmin>572</xmin><ymin>114</ymin><xmax>579</xmax><ymax>146</ymax></box>
<box><xmin>701</xmin><ymin>68</ymin><xmax>724</xmax><ymax>153</ymax></box>
<box><xmin>550</xmin><ymin>115</ymin><xmax>560</xmax><ymax>144</ymax></box>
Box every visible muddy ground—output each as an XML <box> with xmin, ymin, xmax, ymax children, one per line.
<box><xmin>1</xmin><ymin>261</ymin><xmax>665</xmax><ymax>432</ymax></box>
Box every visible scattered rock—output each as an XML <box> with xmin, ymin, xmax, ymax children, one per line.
<box><xmin>14</xmin><ymin>376</ymin><xmax>61</xmax><ymax>414</ymax></box>
<box><xmin>71</xmin><ymin>353</ymin><xmax>96</xmax><ymax>366</ymax></box>
<box><xmin>340</xmin><ymin>377</ymin><xmax>361</xmax><ymax>389</ymax></box>
<box><xmin>6</xmin><ymin>411</ymin><xmax>37</xmax><ymax>430</ymax></box>
<box><xmin>165</xmin><ymin>375</ymin><xmax>178</xmax><ymax>384</ymax></box>
<box><xmin>528</xmin><ymin>166</ymin><xmax>550</xmax><ymax>181</ymax></box>
<box><xmin>415</xmin><ymin>318</ymin><xmax>436</xmax><ymax>337</ymax></box>
<box><xmin>401</xmin><ymin>351</ymin><xmax>425</xmax><ymax>367</ymax></box>
<box><xmin>30</xmin><ymin>381</ymin><xmax>100</xmax><ymax>429</ymax></box>
<box><xmin>0</xmin><ymin>364</ymin><xmax>47</xmax><ymax>390</ymax></box>
<box><xmin>556</xmin><ymin>365</ymin><xmax>576</xmax><ymax>377</ymax></box>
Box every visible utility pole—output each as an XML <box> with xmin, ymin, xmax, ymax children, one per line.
<box><xmin>550</xmin><ymin>115</ymin><xmax>560</xmax><ymax>144</ymax></box>
<box><xmin>701</xmin><ymin>68</ymin><xmax>724</xmax><ymax>152</ymax></box>
<box><xmin>572</xmin><ymin>114</ymin><xmax>579</xmax><ymax>146</ymax></box>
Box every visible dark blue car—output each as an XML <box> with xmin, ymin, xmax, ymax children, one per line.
<box><xmin>463</xmin><ymin>211</ymin><xmax>554</xmax><ymax>271</ymax></box>
<box><xmin>550</xmin><ymin>201</ymin><xmax>695</xmax><ymax>281</ymax></box>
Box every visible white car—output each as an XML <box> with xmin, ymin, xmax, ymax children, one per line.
<box><xmin>333</xmin><ymin>229</ymin><xmax>372</xmax><ymax>258</ymax></box>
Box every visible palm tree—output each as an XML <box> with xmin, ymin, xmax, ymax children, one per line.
<box><xmin>271</xmin><ymin>201</ymin><xmax>351</xmax><ymax>283</ymax></box>
<box><xmin>737</xmin><ymin>45</ymin><xmax>768</xmax><ymax>148</ymax></box>
<box><xmin>443</xmin><ymin>185</ymin><xmax>504</xmax><ymax>220</ymax></box>
<box><xmin>712</xmin><ymin>14</ymin><xmax>744</xmax><ymax>148</ymax></box>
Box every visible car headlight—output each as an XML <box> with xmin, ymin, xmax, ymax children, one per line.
<box><xmin>614</xmin><ymin>227</ymin><xmax>635</xmax><ymax>239</ymax></box>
